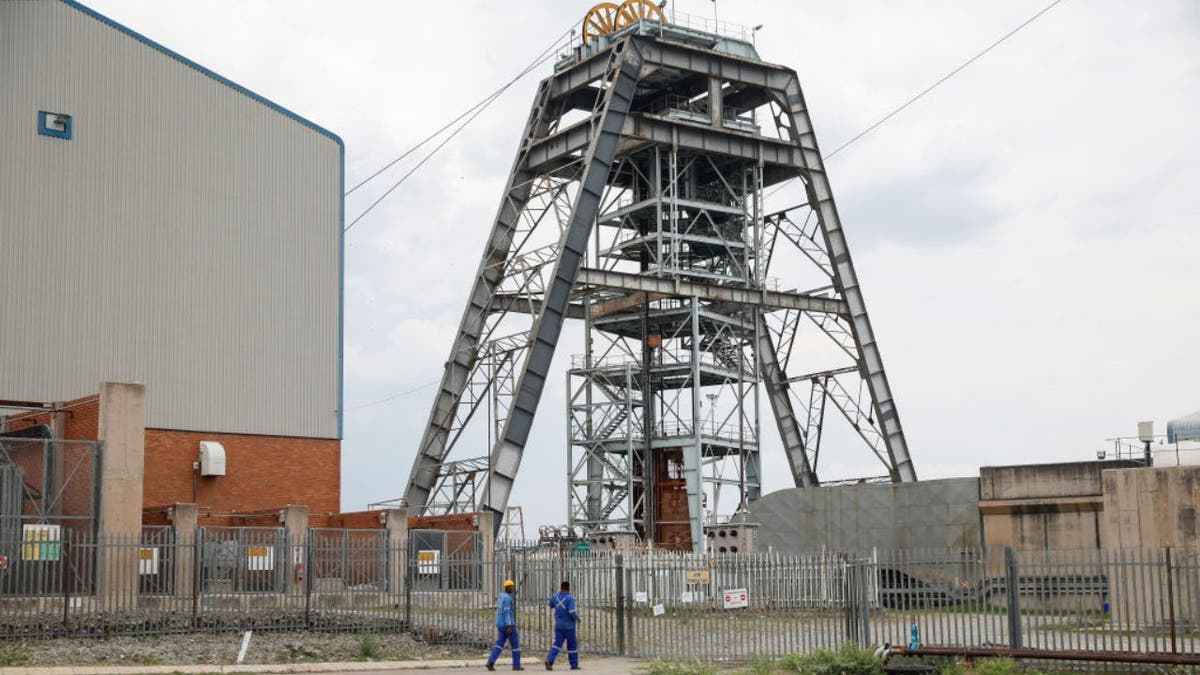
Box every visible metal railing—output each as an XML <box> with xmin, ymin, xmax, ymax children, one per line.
<box><xmin>0</xmin><ymin>530</ymin><xmax>1197</xmax><ymax>667</ymax></box>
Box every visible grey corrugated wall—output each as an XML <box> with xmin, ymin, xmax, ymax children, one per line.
<box><xmin>747</xmin><ymin>478</ymin><xmax>983</xmax><ymax>553</ymax></box>
<box><xmin>0</xmin><ymin>0</ymin><xmax>342</xmax><ymax>439</ymax></box>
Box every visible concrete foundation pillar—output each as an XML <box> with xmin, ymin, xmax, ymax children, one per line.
<box><xmin>478</xmin><ymin>511</ymin><xmax>497</xmax><ymax>601</ymax></box>
<box><xmin>96</xmin><ymin>382</ymin><xmax>146</xmax><ymax>611</ymax></box>
<box><xmin>170</xmin><ymin>503</ymin><xmax>198</xmax><ymax>599</ymax></box>
<box><xmin>384</xmin><ymin>510</ymin><xmax>408</xmax><ymax>596</ymax></box>
<box><xmin>281</xmin><ymin>505</ymin><xmax>308</xmax><ymax>595</ymax></box>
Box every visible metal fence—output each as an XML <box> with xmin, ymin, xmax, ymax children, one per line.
<box><xmin>1</xmin><ymin>530</ymin><xmax>1199</xmax><ymax>666</ymax></box>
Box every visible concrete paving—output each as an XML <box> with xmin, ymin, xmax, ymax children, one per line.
<box><xmin>0</xmin><ymin>657</ymin><xmax>646</xmax><ymax>675</ymax></box>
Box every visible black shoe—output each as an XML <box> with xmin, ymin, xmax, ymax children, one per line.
<box><xmin>486</xmin><ymin>664</ymin><xmax>495</xmax><ymax>672</ymax></box>
<box><xmin>544</xmin><ymin>661</ymin><xmax>553</xmax><ymax>670</ymax></box>
<box><xmin>514</xmin><ymin>668</ymin><xmax>525</xmax><ymax>671</ymax></box>
<box><xmin>570</xmin><ymin>667</ymin><xmax>581</xmax><ymax>671</ymax></box>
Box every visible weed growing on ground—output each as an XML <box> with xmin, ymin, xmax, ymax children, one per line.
<box><xmin>0</xmin><ymin>643</ymin><xmax>30</xmax><ymax>667</ymax></box>
<box><xmin>357</xmin><ymin>633</ymin><xmax>381</xmax><ymax>660</ymax></box>
<box><xmin>741</xmin><ymin>655</ymin><xmax>777</xmax><ymax>674</ymax></box>
<box><xmin>775</xmin><ymin>644</ymin><xmax>884</xmax><ymax>674</ymax></box>
<box><xmin>640</xmin><ymin>658</ymin><xmax>719</xmax><ymax>675</ymax></box>
<box><xmin>974</xmin><ymin>658</ymin><xmax>1021</xmax><ymax>675</ymax></box>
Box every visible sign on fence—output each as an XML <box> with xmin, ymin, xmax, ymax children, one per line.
<box><xmin>417</xmin><ymin>549</ymin><xmax>440</xmax><ymax>575</ymax></box>
<box><xmin>22</xmin><ymin>524</ymin><xmax>60</xmax><ymax>561</ymax></box>
<box><xmin>684</xmin><ymin>569</ymin><xmax>710</xmax><ymax>584</ymax></box>
<box><xmin>722</xmin><ymin>588</ymin><xmax>748</xmax><ymax>609</ymax></box>
<box><xmin>652</xmin><ymin>603</ymin><xmax>665</xmax><ymax>616</ymax></box>
<box><xmin>247</xmin><ymin>545</ymin><xmax>274</xmax><ymax>571</ymax></box>
<box><xmin>138</xmin><ymin>547</ymin><xmax>159</xmax><ymax>575</ymax></box>
<box><xmin>634</xmin><ymin>591</ymin><xmax>648</xmax><ymax>604</ymax></box>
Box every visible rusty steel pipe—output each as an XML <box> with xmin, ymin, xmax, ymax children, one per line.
<box><xmin>893</xmin><ymin>646</ymin><xmax>1200</xmax><ymax>666</ymax></box>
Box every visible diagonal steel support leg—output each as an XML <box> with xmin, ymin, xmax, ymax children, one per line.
<box><xmin>480</xmin><ymin>40</ymin><xmax>645</xmax><ymax>521</ymax></box>
<box><xmin>756</xmin><ymin>316</ymin><xmax>818</xmax><ymax>488</ymax></box>
<box><xmin>776</xmin><ymin>78</ymin><xmax>917</xmax><ymax>483</ymax></box>
<box><xmin>402</xmin><ymin>79</ymin><xmax>558</xmax><ymax>513</ymax></box>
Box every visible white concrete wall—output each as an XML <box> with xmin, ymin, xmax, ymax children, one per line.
<box><xmin>0</xmin><ymin>0</ymin><xmax>342</xmax><ymax>439</ymax></box>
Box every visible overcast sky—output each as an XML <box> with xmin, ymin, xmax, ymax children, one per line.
<box><xmin>83</xmin><ymin>0</ymin><xmax>1200</xmax><ymax>530</ymax></box>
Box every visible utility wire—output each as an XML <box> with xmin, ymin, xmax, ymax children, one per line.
<box><xmin>767</xmin><ymin>0</ymin><xmax>1065</xmax><ymax>199</ymax></box>
<box><xmin>346</xmin><ymin>1</ymin><xmax>1065</xmax><ymax>409</ymax></box>
<box><xmin>342</xmin><ymin>378</ymin><xmax>440</xmax><ymax>412</ymax></box>
<box><xmin>342</xmin><ymin>23</ymin><xmax>577</xmax><ymax>232</ymax></box>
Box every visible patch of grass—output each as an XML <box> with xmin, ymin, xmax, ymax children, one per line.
<box><xmin>0</xmin><ymin>643</ymin><xmax>31</xmax><ymax>667</ymax></box>
<box><xmin>357</xmin><ymin>633</ymin><xmax>381</xmax><ymax>660</ymax></box>
<box><xmin>640</xmin><ymin>658</ymin><xmax>719</xmax><ymax>675</ymax></box>
<box><xmin>776</xmin><ymin>644</ymin><xmax>883</xmax><ymax>674</ymax></box>
<box><xmin>740</xmin><ymin>655</ymin><xmax>777</xmax><ymax>675</ymax></box>
<box><xmin>973</xmin><ymin>658</ymin><xmax>1021</xmax><ymax>675</ymax></box>
<box><xmin>934</xmin><ymin>658</ymin><xmax>965</xmax><ymax>675</ymax></box>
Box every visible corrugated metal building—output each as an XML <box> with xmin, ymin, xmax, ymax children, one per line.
<box><xmin>1</xmin><ymin>0</ymin><xmax>342</xmax><ymax>438</ymax></box>
<box><xmin>1</xmin><ymin>1</ymin><xmax>343</xmax><ymax>518</ymax></box>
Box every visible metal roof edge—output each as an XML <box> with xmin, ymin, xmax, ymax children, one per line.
<box><xmin>60</xmin><ymin>0</ymin><xmax>344</xmax><ymax>150</ymax></box>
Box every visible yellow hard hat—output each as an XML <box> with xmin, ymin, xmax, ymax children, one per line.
<box><xmin>504</xmin><ymin>579</ymin><xmax>515</xmax><ymax>588</ymax></box>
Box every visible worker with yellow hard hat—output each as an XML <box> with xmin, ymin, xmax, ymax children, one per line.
<box><xmin>487</xmin><ymin>578</ymin><xmax>522</xmax><ymax>671</ymax></box>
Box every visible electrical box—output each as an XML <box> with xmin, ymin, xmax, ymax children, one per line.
<box><xmin>1138</xmin><ymin>421</ymin><xmax>1155</xmax><ymax>443</ymax></box>
<box><xmin>198</xmin><ymin>441</ymin><xmax>226</xmax><ymax>476</ymax></box>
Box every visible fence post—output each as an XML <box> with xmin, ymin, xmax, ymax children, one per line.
<box><xmin>1004</xmin><ymin>546</ymin><xmax>1022</xmax><ymax>650</ymax></box>
<box><xmin>60</xmin><ymin>537</ymin><xmax>71</xmax><ymax>632</ymax></box>
<box><xmin>858</xmin><ymin>557</ymin><xmax>871</xmax><ymax>648</ymax></box>
<box><xmin>304</xmin><ymin>530</ymin><xmax>313</xmax><ymax>629</ymax></box>
<box><xmin>192</xmin><ymin>528</ymin><xmax>203</xmax><ymax>629</ymax></box>
<box><xmin>615</xmin><ymin>553</ymin><xmax>625</xmax><ymax>656</ymax></box>
<box><xmin>842</xmin><ymin>558</ymin><xmax>862</xmax><ymax>646</ymax></box>
<box><xmin>404</xmin><ymin>543</ymin><xmax>413</xmax><ymax>629</ymax></box>
<box><xmin>1165</xmin><ymin>547</ymin><xmax>1177</xmax><ymax>654</ymax></box>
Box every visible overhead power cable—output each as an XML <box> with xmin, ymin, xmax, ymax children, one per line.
<box><xmin>341</xmin><ymin>378</ymin><xmax>440</xmax><ymax>412</ymax></box>
<box><xmin>342</xmin><ymin>23</ymin><xmax>578</xmax><ymax>232</ymax></box>
<box><xmin>346</xmin><ymin>1</ymin><xmax>1065</xmax><ymax>410</ymax></box>
<box><xmin>767</xmin><ymin>0</ymin><xmax>1066</xmax><ymax>199</ymax></box>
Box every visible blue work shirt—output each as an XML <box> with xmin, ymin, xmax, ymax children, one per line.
<box><xmin>495</xmin><ymin>590</ymin><xmax>516</xmax><ymax>628</ymax></box>
<box><xmin>549</xmin><ymin>591</ymin><xmax>580</xmax><ymax>631</ymax></box>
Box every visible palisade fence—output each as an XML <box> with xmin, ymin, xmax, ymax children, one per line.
<box><xmin>0</xmin><ymin>528</ymin><xmax>1199</xmax><ymax>665</ymax></box>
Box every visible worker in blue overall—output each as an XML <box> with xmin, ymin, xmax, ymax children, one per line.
<box><xmin>487</xmin><ymin>579</ymin><xmax>522</xmax><ymax>671</ymax></box>
<box><xmin>544</xmin><ymin>580</ymin><xmax>581</xmax><ymax>670</ymax></box>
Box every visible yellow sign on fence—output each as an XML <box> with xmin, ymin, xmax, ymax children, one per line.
<box><xmin>684</xmin><ymin>569</ymin><xmax>710</xmax><ymax>584</ymax></box>
<box><xmin>417</xmin><ymin>549</ymin><xmax>440</xmax><ymax>575</ymax></box>
<box><xmin>22</xmin><ymin>525</ymin><xmax>60</xmax><ymax>561</ymax></box>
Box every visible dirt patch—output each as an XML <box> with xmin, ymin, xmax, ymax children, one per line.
<box><xmin>0</xmin><ymin>630</ymin><xmax>481</xmax><ymax>667</ymax></box>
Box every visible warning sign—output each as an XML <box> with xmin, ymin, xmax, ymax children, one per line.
<box><xmin>22</xmin><ymin>525</ymin><xmax>60</xmax><ymax>561</ymax></box>
<box><xmin>138</xmin><ymin>547</ymin><xmax>159</xmax><ymax>575</ymax></box>
<box><xmin>247</xmin><ymin>545</ymin><xmax>275</xmax><ymax>571</ymax></box>
<box><xmin>417</xmin><ymin>549</ymin><xmax>440</xmax><ymax>575</ymax></box>
<box><xmin>684</xmin><ymin>569</ymin><xmax>710</xmax><ymax>584</ymax></box>
<box><xmin>722</xmin><ymin>588</ymin><xmax>748</xmax><ymax>609</ymax></box>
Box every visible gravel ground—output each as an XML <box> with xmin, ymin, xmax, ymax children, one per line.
<box><xmin>0</xmin><ymin>631</ymin><xmax>481</xmax><ymax>667</ymax></box>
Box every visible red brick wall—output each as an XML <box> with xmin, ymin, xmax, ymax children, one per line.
<box><xmin>327</xmin><ymin>510</ymin><xmax>384</xmax><ymax>529</ymax></box>
<box><xmin>4</xmin><ymin>395</ymin><xmax>341</xmax><ymax>527</ymax></box>
<box><xmin>144</xmin><ymin>429</ymin><xmax>340</xmax><ymax>525</ymax></box>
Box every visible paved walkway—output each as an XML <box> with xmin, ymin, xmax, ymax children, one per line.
<box><xmin>0</xmin><ymin>657</ymin><xmax>646</xmax><ymax>675</ymax></box>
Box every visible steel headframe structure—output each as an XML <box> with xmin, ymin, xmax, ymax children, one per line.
<box><xmin>393</xmin><ymin>13</ymin><xmax>917</xmax><ymax>552</ymax></box>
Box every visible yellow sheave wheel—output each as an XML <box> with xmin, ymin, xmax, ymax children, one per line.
<box><xmin>582</xmin><ymin>2</ymin><xmax>622</xmax><ymax>45</ymax></box>
<box><xmin>616</xmin><ymin>0</ymin><xmax>665</xmax><ymax>28</ymax></box>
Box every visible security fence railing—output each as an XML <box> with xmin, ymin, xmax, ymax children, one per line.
<box><xmin>0</xmin><ymin>529</ymin><xmax>1198</xmax><ymax>666</ymax></box>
